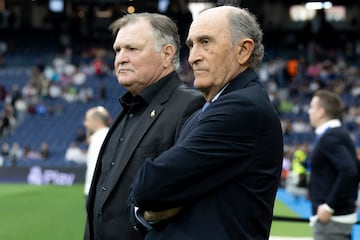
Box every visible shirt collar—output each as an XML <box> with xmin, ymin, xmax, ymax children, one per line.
<box><xmin>119</xmin><ymin>71</ymin><xmax>176</xmax><ymax>108</ymax></box>
<box><xmin>210</xmin><ymin>83</ymin><xmax>230</xmax><ymax>103</ymax></box>
<box><xmin>315</xmin><ymin>119</ymin><xmax>341</xmax><ymax>135</ymax></box>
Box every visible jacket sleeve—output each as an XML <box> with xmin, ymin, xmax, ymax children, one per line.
<box><xmin>321</xmin><ymin>132</ymin><xmax>359</xmax><ymax>210</ymax></box>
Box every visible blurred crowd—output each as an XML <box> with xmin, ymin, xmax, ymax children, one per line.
<box><xmin>0</xmin><ymin>46</ymin><xmax>113</xmax><ymax>166</ymax></box>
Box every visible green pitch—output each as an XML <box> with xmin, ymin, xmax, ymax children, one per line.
<box><xmin>271</xmin><ymin>199</ymin><xmax>312</xmax><ymax>237</ymax></box>
<box><xmin>0</xmin><ymin>184</ymin><xmax>86</xmax><ymax>240</ymax></box>
<box><xmin>0</xmin><ymin>184</ymin><xmax>311</xmax><ymax>239</ymax></box>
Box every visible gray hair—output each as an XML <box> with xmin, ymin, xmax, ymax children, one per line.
<box><xmin>109</xmin><ymin>13</ymin><xmax>181</xmax><ymax>69</ymax></box>
<box><xmin>227</xmin><ymin>8</ymin><xmax>264</xmax><ymax>68</ymax></box>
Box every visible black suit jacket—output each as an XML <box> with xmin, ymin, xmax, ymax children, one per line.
<box><xmin>84</xmin><ymin>73</ymin><xmax>204</xmax><ymax>240</ymax></box>
<box><xmin>309</xmin><ymin>126</ymin><xmax>359</xmax><ymax>216</ymax></box>
<box><xmin>131</xmin><ymin>69</ymin><xmax>284</xmax><ymax>240</ymax></box>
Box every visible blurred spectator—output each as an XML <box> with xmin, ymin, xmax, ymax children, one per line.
<box><xmin>23</xmin><ymin>144</ymin><xmax>41</xmax><ymax>160</ymax></box>
<box><xmin>92</xmin><ymin>56</ymin><xmax>105</xmax><ymax>77</ymax></box>
<box><xmin>39</xmin><ymin>142</ymin><xmax>50</xmax><ymax>160</ymax></box>
<box><xmin>9</xmin><ymin>84</ymin><xmax>22</xmax><ymax>107</ymax></box>
<box><xmin>280</xmin><ymin>150</ymin><xmax>292</xmax><ymax>188</ymax></box>
<box><xmin>0</xmin><ymin>85</ymin><xmax>7</xmax><ymax>101</ymax></box>
<box><xmin>285</xmin><ymin>143</ymin><xmax>309</xmax><ymax>199</ymax></box>
<box><xmin>63</xmin><ymin>85</ymin><xmax>77</xmax><ymax>102</ymax></box>
<box><xmin>64</xmin><ymin>142</ymin><xmax>86</xmax><ymax>164</ymax></box>
<box><xmin>78</xmin><ymin>85</ymin><xmax>94</xmax><ymax>102</ymax></box>
<box><xmin>53</xmin><ymin>54</ymin><xmax>66</xmax><ymax>74</ymax></box>
<box><xmin>75</xmin><ymin>127</ymin><xmax>87</xmax><ymax>144</ymax></box>
<box><xmin>22</xmin><ymin>82</ymin><xmax>37</xmax><ymax>101</ymax></box>
<box><xmin>48</xmin><ymin>82</ymin><xmax>62</xmax><ymax>99</ymax></box>
<box><xmin>0</xmin><ymin>104</ymin><xmax>16</xmax><ymax>137</ymax></box>
<box><xmin>291</xmin><ymin>144</ymin><xmax>309</xmax><ymax>187</ymax></box>
<box><xmin>1</xmin><ymin>142</ymin><xmax>10</xmax><ymax>158</ymax></box>
<box><xmin>292</xmin><ymin>117</ymin><xmax>311</xmax><ymax>133</ymax></box>
<box><xmin>9</xmin><ymin>142</ymin><xmax>23</xmax><ymax>166</ymax></box>
<box><xmin>35</xmin><ymin>100</ymin><xmax>48</xmax><ymax>115</ymax></box>
<box><xmin>29</xmin><ymin>66</ymin><xmax>50</xmax><ymax>97</ymax></box>
<box><xmin>278</xmin><ymin>96</ymin><xmax>293</xmax><ymax>113</ymax></box>
<box><xmin>14</xmin><ymin>95</ymin><xmax>28</xmax><ymax>125</ymax></box>
<box><xmin>73</xmin><ymin>69</ymin><xmax>87</xmax><ymax>85</ymax></box>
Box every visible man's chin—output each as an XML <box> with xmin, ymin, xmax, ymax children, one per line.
<box><xmin>193</xmin><ymin>82</ymin><xmax>209</xmax><ymax>92</ymax></box>
<box><xmin>118</xmin><ymin>78</ymin><xmax>135</xmax><ymax>86</ymax></box>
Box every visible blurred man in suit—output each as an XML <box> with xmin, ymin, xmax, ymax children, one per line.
<box><xmin>84</xmin><ymin>13</ymin><xmax>204</xmax><ymax>240</ymax></box>
<box><xmin>129</xmin><ymin>6</ymin><xmax>283</xmax><ymax>239</ymax></box>
<box><xmin>308</xmin><ymin>90</ymin><xmax>359</xmax><ymax>240</ymax></box>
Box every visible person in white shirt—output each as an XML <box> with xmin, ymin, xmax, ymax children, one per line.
<box><xmin>65</xmin><ymin>142</ymin><xmax>86</xmax><ymax>164</ymax></box>
<box><xmin>83</xmin><ymin>106</ymin><xmax>111</xmax><ymax>197</ymax></box>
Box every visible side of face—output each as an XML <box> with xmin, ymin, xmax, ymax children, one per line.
<box><xmin>308</xmin><ymin>96</ymin><xmax>323</xmax><ymax>128</ymax></box>
<box><xmin>84</xmin><ymin>110</ymin><xmax>96</xmax><ymax>135</ymax></box>
<box><xmin>113</xmin><ymin>20</ymin><xmax>165</xmax><ymax>95</ymax></box>
<box><xmin>186</xmin><ymin>8</ymin><xmax>243</xmax><ymax>100</ymax></box>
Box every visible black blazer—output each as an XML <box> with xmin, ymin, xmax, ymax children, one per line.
<box><xmin>131</xmin><ymin>69</ymin><xmax>284</xmax><ymax>240</ymax></box>
<box><xmin>84</xmin><ymin>73</ymin><xmax>204</xmax><ymax>240</ymax></box>
<box><xmin>309</xmin><ymin>126</ymin><xmax>359</xmax><ymax>216</ymax></box>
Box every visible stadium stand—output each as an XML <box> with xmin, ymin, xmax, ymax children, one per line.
<box><xmin>0</xmin><ymin>65</ymin><xmax>124</xmax><ymax>167</ymax></box>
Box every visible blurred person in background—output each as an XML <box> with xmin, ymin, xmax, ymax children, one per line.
<box><xmin>64</xmin><ymin>142</ymin><xmax>86</xmax><ymax>164</ymax></box>
<box><xmin>0</xmin><ymin>104</ymin><xmax>16</xmax><ymax>137</ymax></box>
<box><xmin>129</xmin><ymin>6</ymin><xmax>283</xmax><ymax>240</ymax></box>
<box><xmin>308</xmin><ymin>90</ymin><xmax>359</xmax><ymax>240</ymax></box>
<box><xmin>84</xmin><ymin>12</ymin><xmax>204</xmax><ymax>240</ymax></box>
<box><xmin>83</xmin><ymin>106</ymin><xmax>111</xmax><ymax>197</ymax></box>
<box><xmin>39</xmin><ymin>142</ymin><xmax>50</xmax><ymax>160</ymax></box>
<box><xmin>9</xmin><ymin>142</ymin><xmax>22</xmax><ymax>167</ymax></box>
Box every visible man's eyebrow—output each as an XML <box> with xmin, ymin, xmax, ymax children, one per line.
<box><xmin>196</xmin><ymin>35</ymin><xmax>210</xmax><ymax>41</ymax></box>
<box><xmin>185</xmin><ymin>39</ymin><xmax>192</xmax><ymax>47</ymax></box>
<box><xmin>186</xmin><ymin>35</ymin><xmax>211</xmax><ymax>46</ymax></box>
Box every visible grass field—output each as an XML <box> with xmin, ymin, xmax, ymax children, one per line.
<box><xmin>271</xmin><ymin>199</ymin><xmax>312</xmax><ymax>237</ymax></box>
<box><xmin>0</xmin><ymin>184</ymin><xmax>311</xmax><ymax>239</ymax></box>
<box><xmin>0</xmin><ymin>184</ymin><xmax>86</xmax><ymax>240</ymax></box>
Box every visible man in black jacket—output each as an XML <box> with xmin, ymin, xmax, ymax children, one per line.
<box><xmin>308</xmin><ymin>90</ymin><xmax>359</xmax><ymax>240</ymax></box>
<box><xmin>84</xmin><ymin>13</ymin><xmax>204</xmax><ymax>240</ymax></box>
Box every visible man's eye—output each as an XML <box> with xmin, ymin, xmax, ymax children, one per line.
<box><xmin>201</xmin><ymin>39</ymin><xmax>209</xmax><ymax>45</ymax></box>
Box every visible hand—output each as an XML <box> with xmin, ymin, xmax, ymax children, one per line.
<box><xmin>316</xmin><ymin>204</ymin><xmax>333</xmax><ymax>223</ymax></box>
<box><xmin>143</xmin><ymin>207</ymin><xmax>184</xmax><ymax>222</ymax></box>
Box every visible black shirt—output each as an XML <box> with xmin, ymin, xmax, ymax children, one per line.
<box><xmin>92</xmin><ymin>72</ymin><xmax>175</xmax><ymax>237</ymax></box>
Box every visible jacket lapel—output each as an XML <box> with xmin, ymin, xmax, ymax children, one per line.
<box><xmin>103</xmin><ymin>76</ymin><xmax>182</xmax><ymax>202</ymax></box>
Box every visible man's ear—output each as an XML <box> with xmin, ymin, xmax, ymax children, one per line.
<box><xmin>237</xmin><ymin>38</ymin><xmax>254</xmax><ymax>65</ymax></box>
<box><xmin>161</xmin><ymin>44</ymin><xmax>175</xmax><ymax>68</ymax></box>
<box><xmin>318</xmin><ymin>107</ymin><xmax>326</xmax><ymax>119</ymax></box>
